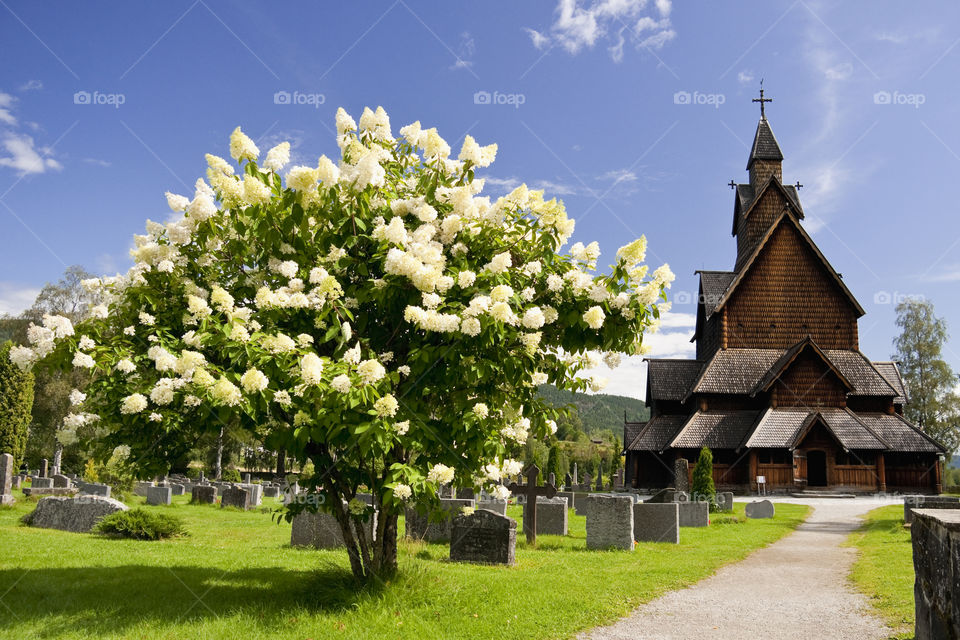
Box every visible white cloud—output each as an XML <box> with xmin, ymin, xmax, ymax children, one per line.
<box><xmin>83</xmin><ymin>158</ymin><xmax>112</xmax><ymax>167</ymax></box>
<box><xmin>450</xmin><ymin>32</ymin><xmax>475</xmax><ymax>71</ymax></box>
<box><xmin>925</xmin><ymin>265</ymin><xmax>960</xmax><ymax>283</ymax></box>
<box><xmin>18</xmin><ymin>80</ymin><xmax>43</xmax><ymax>92</ymax></box>
<box><xmin>0</xmin><ymin>91</ymin><xmax>16</xmax><ymax>126</ymax></box>
<box><xmin>534</xmin><ymin>178</ymin><xmax>579</xmax><ymax>196</ymax></box>
<box><xmin>823</xmin><ymin>61</ymin><xmax>854</xmax><ymax>81</ymax></box>
<box><xmin>598</xmin><ymin>168</ymin><xmax>637</xmax><ymax>185</ymax></box>
<box><xmin>658</xmin><ymin>310</ymin><xmax>695</xmax><ymax>328</ymax></box>
<box><xmin>738</xmin><ymin>70</ymin><xmax>755</xmax><ymax>86</ymax></box>
<box><xmin>482</xmin><ymin>176</ymin><xmax>522</xmax><ymax>193</ymax></box>
<box><xmin>0</xmin><ymin>134</ymin><xmax>63</xmax><ymax>175</ymax></box>
<box><xmin>526</xmin><ymin>0</ymin><xmax>675</xmax><ymax>61</ymax></box>
<box><xmin>0</xmin><ymin>283</ymin><xmax>40</xmax><ymax>316</ymax></box>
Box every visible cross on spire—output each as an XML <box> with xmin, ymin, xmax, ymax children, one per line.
<box><xmin>752</xmin><ymin>80</ymin><xmax>772</xmax><ymax>120</ymax></box>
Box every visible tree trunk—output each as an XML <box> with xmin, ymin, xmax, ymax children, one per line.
<box><xmin>374</xmin><ymin>511</ymin><xmax>399</xmax><ymax>577</ymax></box>
<box><xmin>276</xmin><ymin>448</ymin><xmax>286</xmax><ymax>477</ymax></box>
<box><xmin>52</xmin><ymin>442</ymin><xmax>63</xmax><ymax>476</ymax></box>
<box><xmin>214</xmin><ymin>426</ymin><xmax>224</xmax><ymax>480</ymax></box>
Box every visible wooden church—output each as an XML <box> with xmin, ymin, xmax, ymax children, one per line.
<box><xmin>624</xmin><ymin>92</ymin><xmax>945</xmax><ymax>494</ymax></box>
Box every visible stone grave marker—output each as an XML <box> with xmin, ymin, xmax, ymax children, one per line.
<box><xmin>11</xmin><ymin>475</ymin><xmax>22</xmax><ymax>491</ymax></box>
<box><xmin>243</xmin><ymin>473</ymin><xmax>251</xmax><ymax>484</ymax></box>
<box><xmin>581</xmin><ymin>473</ymin><xmax>591</xmax><ymax>493</ymax></box>
<box><xmin>745</xmin><ymin>499</ymin><xmax>775</xmax><ymax>519</ymax></box>
<box><xmin>564</xmin><ymin>472</ymin><xmax>573</xmax><ymax>490</ymax></box>
<box><xmin>168</xmin><ymin>483</ymin><xmax>185</xmax><ymax>496</ymax></box>
<box><xmin>633</xmin><ymin>502</ymin><xmax>679</xmax><ymax>543</ymax></box>
<box><xmin>0</xmin><ymin>453</ymin><xmax>13</xmax><ymax>505</ymax></box>
<box><xmin>25</xmin><ymin>495</ymin><xmax>128</xmax><ymax>533</ymax></box>
<box><xmin>263</xmin><ymin>485</ymin><xmax>280</xmax><ymax>498</ymax></box>
<box><xmin>134</xmin><ymin>481</ymin><xmax>153</xmax><ymax>497</ymax></box>
<box><xmin>507</xmin><ymin>464</ymin><xmax>557</xmax><ymax>545</ymax></box>
<box><xmin>449</xmin><ymin>509</ymin><xmax>516</xmax><ymax>565</ymax></box>
<box><xmin>146</xmin><ymin>486</ymin><xmax>172</xmax><ymax>506</ymax></box>
<box><xmin>191</xmin><ymin>485</ymin><xmax>217</xmax><ymax>504</ymax></box>
<box><xmin>80</xmin><ymin>483</ymin><xmax>111</xmax><ymax>498</ymax></box>
<box><xmin>586</xmin><ymin>494</ymin><xmax>634</xmax><ymax>550</ymax></box>
<box><xmin>523</xmin><ymin>496</ymin><xmax>567</xmax><ymax>535</ymax></box>
<box><xmin>716</xmin><ymin>492</ymin><xmax>735</xmax><ymax>512</ymax></box>
<box><xmin>903</xmin><ymin>495</ymin><xmax>960</xmax><ymax>524</ymax></box>
<box><xmin>405</xmin><ymin>498</ymin><xmax>475</xmax><ymax>542</ymax></box>
<box><xmin>31</xmin><ymin>477</ymin><xmax>54</xmax><ymax>489</ymax></box>
<box><xmin>475</xmin><ymin>498</ymin><xmax>507</xmax><ymax>516</ymax></box>
<box><xmin>455</xmin><ymin>487</ymin><xmax>476</xmax><ymax>500</ymax></box>
<box><xmin>677</xmin><ymin>501</ymin><xmax>709</xmax><ymax>527</ymax></box>
<box><xmin>40</xmin><ymin>458</ymin><xmax>48</xmax><ymax>478</ymax></box>
<box><xmin>596</xmin><ymin>463</ymin><xmax>605</xmax><ymax>491</ymax></box>
<box><xmin>674</xmin><ymin>458</ymin><xmax>690</xmax><ymax>493</ymax></box>
<box><xmin>291</xmin><ymin>509</ymin><xmax>377</xmax><ymax>548</ymax></box>
<box><xmin>548</xmin><ymin>472</ymin><xmax>556</xmax><ymax>488</ymax></box>
<box><xmin>52</xmin><ymin>474</ymin><xmax>71</xmax><ymax>488</ymax></box>
<box><xmin>221</xmin><ymin>486</ymin><xmax>250</xmax><ymax>510</ymax></box>
<box><xmin>572</xmin><ymin>463</ymin><xmax>578</xmax><ymax>486</ymax></box>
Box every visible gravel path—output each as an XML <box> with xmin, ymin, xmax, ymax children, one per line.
<box><xmin>580</xmin><ymin>499</ymin><xmax>891</xmax><ymax>640</ymax></box>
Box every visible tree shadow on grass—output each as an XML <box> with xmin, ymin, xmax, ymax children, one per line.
<box><xmin>0</xmin><ymin>563</ymin><xmax>386</xmax><ymax>637</ymax></box>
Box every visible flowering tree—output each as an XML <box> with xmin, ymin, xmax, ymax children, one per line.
<box><xmin>11</xmin><ymin>107</ymin><xmax>672</xmax><ymax>581</ymax></box>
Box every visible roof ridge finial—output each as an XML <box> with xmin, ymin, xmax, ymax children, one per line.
<box><xmin>752</xmin><ymin>79</ymin><xmax>772</xmax><ymax>120</ymax></box>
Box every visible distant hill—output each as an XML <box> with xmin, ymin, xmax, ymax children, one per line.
<box><xmin>537</xmin><ymin>385</ymin><xmax>649</xmax><ymax>439</ymax></box>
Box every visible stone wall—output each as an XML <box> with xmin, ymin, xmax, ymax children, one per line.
<box><xmin>911</xmin><ymin>509</ymin><xmax>960</xmax><ymax>639</ymax></box>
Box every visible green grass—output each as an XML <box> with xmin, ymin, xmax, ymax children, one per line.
<box><xmin>846</xmin><ymin>504</ymin><xmax>914</xmax><ymax>639</ymax></box>
<box><xmin>0</xmin><ymin>491</ymin><xmax>809</xmax><ymax>640</ymax></box>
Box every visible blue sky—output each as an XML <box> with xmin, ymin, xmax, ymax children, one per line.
<box><xmin>2</xmin><ymin>0</ymin><xmax>959</xmax><ymax>399</ymax></box>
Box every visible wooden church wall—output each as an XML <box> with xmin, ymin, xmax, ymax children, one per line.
<box><xmin>771</xmin><ymin>350</ymin><xmax>847</xmax><ymax>408</ymax></box>
<box><xmin>724</xmin><ymin>223</ymin><xmax>859</xmax><ymax>350</ymax></box>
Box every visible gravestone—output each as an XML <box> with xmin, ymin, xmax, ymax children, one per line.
<box><xmin>475</xmin><ymin>499</ymin><xmax>508</xmax><ymax>516</ymax></box>
<box><xmin>450</xmin><ymin>509</ymin><xmax>516</xmax><ymax>565</ymax></box>
<box><xmin>146</xmin><ymin>486</ymin><xmax>172</xmax><ymax>506</ymax></box>
<box><xmin>243</xmin><ymin>473</ymin><xmax>251</xmax><ymax>484</ymax></box>
<box><xmin>40</xmin><ymin>458</ymin><xmax>48</xmax><ymax>478</ymax></box>
<box><xmin>581</xmin><ymin>474</ymin><xmax>592</xmax><ymax>493</ymax></box>
<box><xmin>221</xmin><ymin>487</ymin><xmax>250</xmax><ymax>510</ymax></box>
<box><xmin>191</xmin><ymin>485</ymin><xmax>217</xmax><ymax>504</ymax></box>
<box><xmin>405</xmin><ymin>498</ymin><xmax>475</xmax><ymax>542</ymax></box>
<box><xmin>11</xmin><ymin>475</ymin><xmax>22</xmax><ymax>491</ymax></box>
<box><xmin>903</xmin><ymin>495</ymin><xmax>960</xmax><ymax>524</ymax></box>
<box><xmin>677</xmin><ymin>501</ymin><xmax>709</xmax><ymax>527</ymax></box>
<box><xmin>596</xmin><ymin>463</ymin><xmax>605</xmax><ymax>491</ymax></box>
<box><xmin>633</xmin><ymin>502</ymin><xmax>679</xmax><ymax>543</ymax></box>
<box><xmin>507</xmin><ymin>464</ymin><xmax>557</xmax><ymax>544</ymax></box>
<box><xmin>25</xmin><ymin>495</ymin><xmax>128</xmax><ymax>533</ymax></box>
<box><xmin>0</xmin><ymin>453</ymin><xmax>13</xmax><ymax>505</ymax></box>
<box><xmin>564</xmin><ymin>473</ymin><xmax>573</xmax><ymax>490</ymax></box>
<box><xmin>573</xmin><ymin>492</ymin><xmax>592</xmax><ymax>517</ymax></box>
<box><xmin>168</xmin><ymin>483</ymin><xmax>185</xmax><ymax>496</ymax></box>
<box><xmin>674</xmin><ymin>458</ymin><xmax>690</xmax><ymax>493</ymax></box>
<box><xmin>745</xmin><ymin>499</ymin><xmax>775</xmax><ymax>519</ymax></box>
<box><xmin>586</xmin><ymin>494</ymin><xmax>634</xmax><ymax>550</ymax></box>
<box><xmin>134</xmin><ymin>481</ymin><xmax>153</xmax><ymax>497</ymax></box>
<box><xmin>237</xmin><ymin>483</ymin><xmax>263</xmax><ymax>506</ymax></box>
<box><xmin>716</xmin><ymin>492</ymin><xmax>735</xmax><ymax>512</ymax></box>
<box><xmin>263</xmin><ymin>485</ymin><xmax>280</xmax><ymax>499</ymax></box>
<box><xmin>614</xmin><ymin>469</ymin><xmax>624</xmax><ymax>490</ymax></box>
<box><xmin>80</xmin><ymin>483</ymin><xmax>111</xmax><ymax>498</ymax></box>
<box><xmin>52</xmin><ymin>474</ymin><xmax>71</xmax><ymax>488</ymax></box>
<box><xmin>198</xmin><ymin>471</ymin><xmax>204</xmax><ymax>483</ymax></box>
<box><xmin>523</xmin><ymin>496</ymin><xmax>568</xmax><ymax>536</ymax></box>
<box><xmin>548</xmin><ymin>472</ymin><xmax>556</xmax><ymax>488</ymax></box>
<box><xmin>455</xmin><ymin>488</ymin><xmax>476</xmax><ymax>500</ymax></box>
<box><xmin>291</xmin><ymin>510</ymin><xmax>377</xmax><ymax>548</ymax></box>
<box><xmin>31</xmin><ymin>477</ymin><xmax>54</xmax><ymax>489</ymax></box>
<box><xmin>572</xmin><ymin>463</ymin><xmax>578</xmax><ymax>486</ymax></box>
<box><xmin>672</xmin><ymin>491</ymin><xmax>690</xmax><ymax>503</ymax></box>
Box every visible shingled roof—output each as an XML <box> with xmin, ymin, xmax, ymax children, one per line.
<box><xmin>856</xmin><ymin>413</ymin><xmax>944</xmax><ymax>453</ymax></box>
<box><xmin>623</xmin><ymin>422</ymin><xmax>645</xmax><ymax>453</ymax></box>
<box><xmin>743</xmin><ymin>408</ymin><xmax>812</xmax><ymax>448</ymax></box>
<box><xmin>684</xmin><ymin>349</ymin><xmax>786</xmax><ymax>400</ymax></box>
<box><xmin>627</xmin><ymin>414</ymin><xmax>687</xmax><ymax>452</ymax></box>
<box><xmin>824</xmin><ymin>351</ymin><xmax>898</xmax><ymax>397</ymax></box>
<box><xmin>697</xmin><ymin>271</ymin><xmax>735</xmax><ymax>318</ymax></box>
<box><xmin>753</xmin><ymin>338</ymin><xmax>854</xmax><ymax>395</ymax></box>
<box><xmin>669</xmin><ymin>410</ymin><xmax>763</xmax><ymax>450</ymax></box>
<box><xmin>747</xmin><ymin>118</ymin><xmax>784</xmax><ymax>168</ymax></box>
<box><xmin>732</xmin><ymin>181</ymin><xmax>804</xmax><ymax>236</ymax></box>
<box><xmin>646</xmin><ymin>359</ymin><xmax>703</xmax><ymax>402</ymax></box>
<box><xmin>872</xmin><ymin>362</ymin><xmax>908</xmax><ymax>404</ymax></box>
<box><xmin>813</xmin><ymin>408</ymin><xmax>888</xmax><ymax>450</ymax></box>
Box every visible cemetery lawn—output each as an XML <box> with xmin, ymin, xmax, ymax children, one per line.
<box><xmin>846</xmin><ymin>504</ymin><xmax>914</xmax><ymax>639</ymax></box>
<box><xmin>0</xmin><ymin>493</ymin><xmax>808</xmax><ymax>640</ymax></box>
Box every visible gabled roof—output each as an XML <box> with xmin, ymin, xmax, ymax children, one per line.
<box><xmin>683</xmin><ymin>348</ymin><xmax>786</xmax><ymax>401</ymax></box>
<box><xmin>626</xmin><ymin>414</ymin><xmax>687</xmax><ymax>452</ymax></box>
<box><xmin>732</xmin><ymin>181</ymin><xmax>804</xmax><ymax>236</ymax></box>
<box><xmin>715</xmin><ymin>211</ymin><xmax>866</xmax><ymax>317</ymax></box>
<box><xmin>624</xmin><ymin>421</ymin><xmax>645</xmax><ymax>453</ymax></box>
<box><xmin>872</xmin><ymin>361</ymin><xmax>908</xmax><ymax>404</ymax></box>
<box><xmin>669</xmin><ymin>410</ymin><xmax>763</xmax><ymax>450</ymax></box>
<box><xmin>783</xmin><ymin>408</ymin><xmax>888</xmax><ymax>451</ymax></box>
<box><xmin>646</xmin><ymin>359</ymin><xmax>703</xmax><ymax>402</ymax></box>
<box><xmin>752</xmin><ymin>337</ymin><xmax>854</xmax><ymax>396</ymax></box>
<box><xmin>856</xmin><ymin>413</ymin><xmax>945</xmax><ymax>453</ymax></box>
<box><xmin>824</xmin><ymin>351</ymin><xmax>898</xmax><ymax>397</ymax></box>
<box><xmin>747</xmin><ymin>118</ymin><xmax>784</xmax><ymax>169</ymax></box>
<box><xmin>697</xmin><ymin>270</ymin><xmax>735</xmax><ymax>319</ymax></box>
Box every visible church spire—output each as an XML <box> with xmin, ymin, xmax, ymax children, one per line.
<box><xmin>746</xmin><ymin>83</ymin><xmax>784</xmax><ymax>187</ymax></box>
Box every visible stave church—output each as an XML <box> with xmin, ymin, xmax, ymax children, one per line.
<box><xmin>624</xmin><ymin>92</ymin><xmax>945</xmax><ymax>494</ymax></box>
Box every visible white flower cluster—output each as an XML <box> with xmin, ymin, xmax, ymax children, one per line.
<box><xmin>427</xmin><ymin>463</ymin><xmax>455</xmax><ymax>485</ymax></box>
